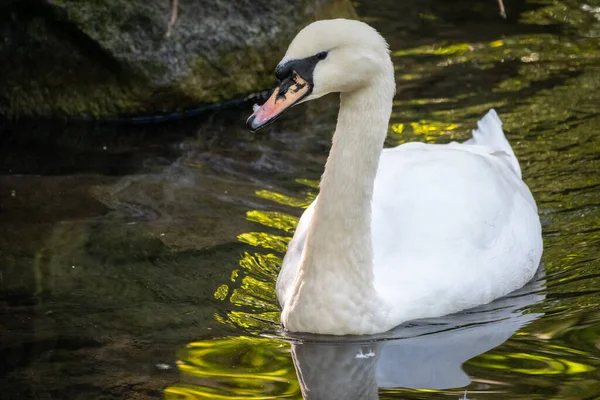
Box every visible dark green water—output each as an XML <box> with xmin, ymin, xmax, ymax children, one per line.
<box><xmin>1</xmin><ymin>0</ymin><xmax>600</xmax><ymax>399</ymax></box>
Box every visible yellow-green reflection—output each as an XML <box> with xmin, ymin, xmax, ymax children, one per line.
<box><xmin>214</xmin><ymin>284</ymin><xmax>228</xmax><ymax>301</ymax></box>
<box><xmin>255</xmin><ymin>189</ymin><xmax>315</xmax><ymax>208</ymax></box>
<box><xmin>230</xmin><ymin>275</ymin><xmax>277</xmax><ymax>308</ymax></box>
<box><xmin>392</xmin><ymin>42</ymin><xmax>474</xmax><ymax>57</ymax></box>
<box><xmin>212</xmin><ymin>251</ymin><xmax>285</xmax><ymax>331</ymax></box>
<box><xmin>469</xmin><ymin>352</ymin><xmax>595</xmax><ymax>375</ymax></box>
<box><xmin>237</xmin><ymin>232</ymin><xmax>290</xmax><ymax>253</ymax></box>
<box><xmin>239</xmin><ymin>252</ymin><xmax>282</xmax><ymax>276</ymax></box>
<box><xmin>295</xmin><ymin>178</ymin><xmax>320</xmax><ymax>189</ymax></box>
<box><xmin>410</xmin><ymin>120</ymin><xmax>459</xmax><ymax>136</ymax></box>
<box><xmin>245</xmin><ymin>211</ymin><xmax>299</xmax><ymax>233</ymax></box>
<box><xmin>164</xmin><ymin>336</ymin><xmax>299</xmax><ymax>399</ymax></box>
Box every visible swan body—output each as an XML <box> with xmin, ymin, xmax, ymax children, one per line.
<box><xmin>247</xmin><ymin>19</ymin><xmax>543</xmax><ymax>335</ymax></box>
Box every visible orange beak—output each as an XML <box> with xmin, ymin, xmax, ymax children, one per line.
<box><xmin>246</xmin><ymin>71</ymin><xmax>311</xmax><ymax>132</ymax></box>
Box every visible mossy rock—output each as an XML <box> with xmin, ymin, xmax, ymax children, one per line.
<box><xmin>0</xmin><ymin>0</ymin><xmax>355</xmax><ymax>118</ymax></box>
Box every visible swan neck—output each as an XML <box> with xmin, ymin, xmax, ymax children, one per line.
<box><xmin>313</xmin><ymin>81</ymin><xmax>392</xmax><ymax>266</ymax></box>
<box><xmin>289</xmin><ymin>76</ymin><xmax>393</xmax><ymax>331</ymax></box>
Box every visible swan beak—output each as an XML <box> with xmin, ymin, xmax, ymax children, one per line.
<box><xmin>246</xmin><ymin>71</ymin><xmax>311</xmax><ymax>132</ymax></box>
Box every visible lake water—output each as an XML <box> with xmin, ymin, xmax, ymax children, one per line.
<box><xmin>1</xmin><ymin>0</ymin><xmax>600</xmax><ymax>399</ymax></box>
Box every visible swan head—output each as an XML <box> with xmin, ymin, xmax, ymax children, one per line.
<box><xmin>247</xmin><ymin>19</ymin><xmax>393</xmax><ymax>132</ymax></box>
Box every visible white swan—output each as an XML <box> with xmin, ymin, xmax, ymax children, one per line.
<box><xmin>246</xmin><ymin>19</ymin><xmax>543</xmax><ymax>335</ymax></box>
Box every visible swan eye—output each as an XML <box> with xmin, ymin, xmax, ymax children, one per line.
<box><xmin>316</xmin><ymin>51</ymin><xmax>328</xmax><ymax>60</ymax></box>
<box><xmin>275</xmin><ymin>63</ymin><xmax>292</xmax><ymax>81</ymax></box>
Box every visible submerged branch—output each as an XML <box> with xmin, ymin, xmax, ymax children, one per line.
<box><xmin>166</xmin><ymin>0</ymin><xmax>179</xmax><ymax>38</ymax></box>
<box><xmin>497</xmin><ymin>0</ymin><xmax>507</xmax><ymax>18</ymax></box>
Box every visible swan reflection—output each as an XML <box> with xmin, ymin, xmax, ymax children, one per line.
<box><xmin>288</xmin><ymin>269</ymin><xmax>545</xmax><ymax>399</ymax></box>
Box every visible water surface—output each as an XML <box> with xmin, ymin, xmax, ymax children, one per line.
<box><xmin>1</xmin><ymin>0</ymin><xmax>600</xmax><ymax>399</ymax></box>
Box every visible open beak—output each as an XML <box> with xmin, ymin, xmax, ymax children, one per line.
<box><xmin>246</xmin><ymin>71</ymin><xmax>312</xmax><ymax>132</ymax></box>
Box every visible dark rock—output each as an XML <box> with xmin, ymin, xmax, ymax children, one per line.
<box><xmin>0</xmin><ymin>0</ymin><xmax>354</xmax><ymax>118</ymax></box>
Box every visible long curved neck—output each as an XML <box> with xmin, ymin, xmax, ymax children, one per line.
<box><xmin>283</xmin><ymin>74</ymin><xmax>394</xmax><ymax>334</ymax></box>
<box><xmin>310</xmin><ymin>80</ymin><xmax>392</xmax><ymax>276</ymax></box>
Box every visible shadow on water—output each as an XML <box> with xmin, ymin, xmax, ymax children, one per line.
<box><xmin>1</xmin><ymin>0</ymin><xmax>600</xmax><ymax>399</ymax></box>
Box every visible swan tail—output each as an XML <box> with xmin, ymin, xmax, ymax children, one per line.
<box><xmin>468</xmin><ymin>109</ymin><xmax>522</xmax><ymax>177</ymax></box>
<box><xmin>471</xmin><ymin>109</ymin><xmax>508</xmax><ymax>148</ymax></box>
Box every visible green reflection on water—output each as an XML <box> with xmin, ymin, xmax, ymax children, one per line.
<box><xmin>255</xmin><ymin>189</ymin><xmax>315</xmax><ymax>208</ymax></box>
<box><xmin>164</xmin><ymin>336</ymin><xmax>299</xmax><ymax>399</ymax></box>
<box><xmin>469</xmin><ymin>352</ymin><xmax>595</xmax><ymax>375</ymax></box>
<box><xmin>169</xmin><ymin>0</ymin><xmax>600</xmax><ymax>398</ymax></box>
<box><xmin>237</xmin><ymin>232</ymin><xmax>290</xmax><ymax>253</ymax></box>
<box><xmin>246</xmin><ymin>211</ymin><xmax>299</xmax><ymax>233</ymax></box>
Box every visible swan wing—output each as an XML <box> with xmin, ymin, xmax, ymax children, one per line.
<box><xmin>372</xmin><ymin>110</ymin><xmax>542</xmax><ymax>322</ymax></box>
